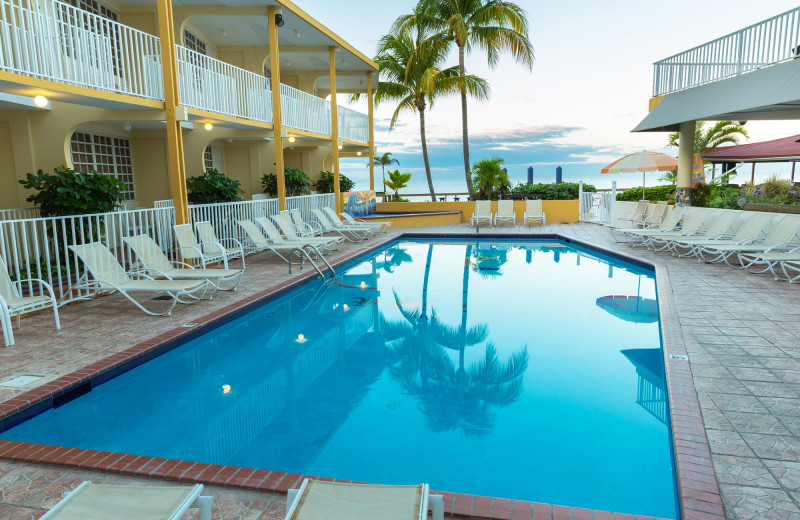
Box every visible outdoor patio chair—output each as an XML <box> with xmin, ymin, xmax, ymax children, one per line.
<box><xmin>641</xmin><ymin>209</ymin><xmax>723</xmax><ymax>251</ymax></box>
<box><xmin>779</xmin><ymin>259</ymin><xmax>800</xmax><ymax>283</ymax></box>
<box><xmin>278</xmin><ymin>210</ymin><xmax>314</xmax><ymax>237</ymax></box>
<box><xmin>289</xmin><ymin>208</ymin><xmax>324</xmax><ymax>236</ymax></box>
<box><xmin>285</xmin><ymin>479</ymin><xmax>443</xmax><ymax>520</ymax></box>
<box><xmin>523</xmin><ymin>199</ymin><xmax>546</xmax><ymax>227</ymax></box>
<box><xmin>173</xmin><ymin>224</ymin><xmax>230</xmax><ymax>268</ymax></box>
<box><xmin>470</xmin><ymin>200</ymin><xmax>493</xmax><ymax>227</ymax></box>
<box><xmin>311</xmin><ymin>208</ymin><xmax>371</xmax><ymax>241</ymax></box>
<box><xmin>238</xmin><ymin>219</ymin><xmax>328</xmax><ymax>264</ymax></box>
<box><xmin>661</xmin><ymin>210</ymin><xmax>748</xmax><ymax>256</ymax></box>
<box><xmin>41</xmin><ymin>480</ymin><xmax>212</xmax><ymax>520</ymax></box>
<box><xmin>124</xmin><ymin>235</ymin><xmax>243</xmax><ymax>291</ymax></box>
<box><xmin>0</xmin><ymin>257</ymin><xmax>60</xmax><ymax>347</ymax></box>
<box><xmin>494</xmin><ymin>200</ymin><xmax>516</xmax><ymax>226</ymax></box>
<box><xmin>614</xmin><ymin>200</ymin><xmax>649</xmax><ymax>229</ymax></box>
<box><xmin>614</xmin><ymin>207</ymin><xmax>684</xmax><ymax>243</ymax></box>
<box><xmin>339</xmin><ymin>211</ymin><xmax>392</xmax><ymax>232</ymax></box>
<box><xmin>195</xmin><ymin>221</ymin><xmax>246</xmax><ymax>267</ymax></box>
<box><xmin>268</xmin><ymin>213</ymin><xmax>345</xmax><ymax>250</ymax></box>
<box><xmin>738</xmin><ymin>246</ymin><xmax>800</xmax><ymax>277</ymax></box>
<box><xmin>642</xmin><ymin>201</ymin><xmax>670</xmax><ymax>228</ymax></box>
<box><xmin>693</xmin><ymin>214</ymin><xmax>800</xmax><ymax>265</ymax></box>
<box><xmin>322</xmin><ymin>207</ymin><xmax>381</xmax><ymax>236</ymax></box>
<box><xmin>67</xmin><ymin>242</ymin><xmax>210</xmax><ymax>316</ymax></box>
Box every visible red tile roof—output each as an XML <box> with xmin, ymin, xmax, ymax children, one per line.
<box><xmin>703</xmin><ymin>134</ymin><xmax>800</xmax><ymax>162</ymax></box>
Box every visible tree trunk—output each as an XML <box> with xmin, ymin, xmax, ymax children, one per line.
<box><xmin>459</xmin><ymin>244</ymin><xmax>472</xmax><ymax>370</ymax></box>
<box><xmin>459</xmin><ymin>45</ymin><xmax>474</xmax><ymax>200</ymax></box>
<box><xmin>419</xmin><ymin>107</ymin><xmax>436</xmax><ymax>201</ymax></box>
<box><xmin>422</xmin><ymin>244</ymin><xmax>433</xmax><ymax>319</ymax></box>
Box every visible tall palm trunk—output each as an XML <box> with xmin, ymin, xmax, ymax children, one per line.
<box><xmin>459</xmin><ymin>244</ymin><xmax>472</xmax><ymax>371</ymax></box>
<box><xmin>422</xmin><ymin>244</ymin><xmax>433</xmax><ymax>319</ymax></box>
<box><xmin>418</xmin><ymin>106</ymin><xmax>436</xmax><ymax>201</ymax></box>
<box><xmin>459</xmin><ymin>45</ymin><xmax>474</xmax><ymax>199</ymax></box>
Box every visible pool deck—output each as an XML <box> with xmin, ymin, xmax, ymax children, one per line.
<box><xmin>0</xmin><ymin>222</ymin><xmax>798</xmax><ymax>519</ymax></box>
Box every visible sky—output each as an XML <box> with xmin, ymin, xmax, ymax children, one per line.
<box><xmin>298</xmin><ymin>0</ymin><xmax>800</xmax><ymax>192</ymax></box>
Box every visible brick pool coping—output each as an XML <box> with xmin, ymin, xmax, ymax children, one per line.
<box><xmin>0</xmin><ymin>232</ymin><xmax>722</xmax><ymax>520</ymax></box>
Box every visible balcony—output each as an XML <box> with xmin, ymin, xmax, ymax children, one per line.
<box><xmin>176</xmin><ymin>46</ymin><xmax>273</xmax><ymax>124</ymax></box>
<box><xmin>0</xmin><ymin>0</ymin><xmax>369</xmax><ymax>142</ymax></box>
<box><xmin>0</xmin><ymin>0</ymin><xmax>163</xmax><ymax>100</ymax></box>
<box><xmin>653</xmin><ymin>7</ymin><xmax>800</xmax><ymax>97</ymax></box>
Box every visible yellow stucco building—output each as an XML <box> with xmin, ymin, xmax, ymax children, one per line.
<box><xmin>0</xmin><ymin>0</ymin><xmax>377</xmax><ymax>218</ymax></box>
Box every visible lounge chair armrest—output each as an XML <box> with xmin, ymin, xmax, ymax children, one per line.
<box><xmin>218</xmin><ymin>238</ymin><xmax>243</xmax><ymax>250</ymax></box>
<box><xmin>13</xmin><ymin>278</ymin><xmax>58</xmax><ymax>300</ymax></box>
<box><xmin>171</xmin><ymin>260</ymin><xmax>196</xmax><ymax>269</ymax></box>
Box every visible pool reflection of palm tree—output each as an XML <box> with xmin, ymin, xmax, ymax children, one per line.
<box><xmin>381</xmin><ymin>244</ymin><xmax>528</xmax><ymax>435</ymax></box>
<box><xmin>471</xmin><ymin>243</ymin><xmax>509</xmax><ymax>277</ymax></box>
<box><xmin>379</xmin><ymin>245</ymin><xmax>413</xmax><ymax>273</ymax></box>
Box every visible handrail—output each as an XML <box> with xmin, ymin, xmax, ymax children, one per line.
<box><xmin>653</xmin><ymin>6</ymin><xmax>800</xmax><ymax>96</ymax></box>
<box><xmin>0</xmin><ymin>0</ymin><xmax>163</xmax><ymax>100</ymax></box>
<box><xmin>280</xmin><ymin>83</ymin><xmax>332</xmax><ymax>135</ymax></box>
<box><xmin>338</xmin><ymin>105</ymin><xmax>369</xmax><ymax>143</ymax></box>
<box><xmin>176</xmin><ymin>45</ymin><xmax>273</xmax><ymax>123</ymax></box>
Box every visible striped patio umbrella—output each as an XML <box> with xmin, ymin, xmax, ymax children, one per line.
<box><xmin>601</xmin><ymin>151</ymin><xmax>678</xmax><ymax>199</ymax></box>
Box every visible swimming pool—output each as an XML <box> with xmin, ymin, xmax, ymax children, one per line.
<box><xmin>0</xmin><ymin>238</ymin><xmax>677</xmax><ymax>518</ymax></box>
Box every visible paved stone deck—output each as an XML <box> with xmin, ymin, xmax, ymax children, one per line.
<box><xmin>0</xmin><ymin>222</ymin><xmax>797</xmax><ymax>519</ymax></box>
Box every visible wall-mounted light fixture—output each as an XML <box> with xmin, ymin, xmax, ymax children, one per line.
<box><xmin>204</xmin><ymin>122</ymin><xmax>213</xmax><ymax>131</ymax></box>
<box><xmin>33</xmin><ymin>95</ymin><xmax>48</xmax><ymax>107</ymax></box>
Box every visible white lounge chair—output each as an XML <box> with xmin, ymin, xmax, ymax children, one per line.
<box><xmin>738</xmin><ymin>247</ymin><xmax>800</xmax><ymax>277</ymax></box>
<box><xmin>195</xmin><ymin>221</ymin><xmax>246</xmax><ymax>267</ymax></box>
<box><xmin>41</xmin><ymin>481</ymin><xmax>212</xmax><ymax>520</ymax></box>
<box><xmin>289</xmin><ymin>208</ymin><xmax>324</xmax><ymax>236</ymax></box>
<box><xmin>322</xmin><ymin>207</ymin><xmax>382</xmax><ymax>235</ymax></box>
<box><xmin>614</xmin><ymin>200</ymin><xmax>649</xmax><ymax>229</ymax></box>
<box><xmin>311</xmin><ymin>208</ymin><xmax>371</xmax><ymax>241</ymax></box>
<box><xmin>267</xmin><ymin>214</ymin><xmax>345</xmax><ymax>250</ymax></box>
<box><xmin>523</xmin><ymin>199</ymin><xmax>546</xmax><ymax>227</ymax></box>
<box><xmin>124</xmin><ymin>235</ymin><xmax>243</xmax><ymax>291</ymax></box>
<box><xmin>662</xmin><ymin>210</ymin><xmax>747</xmax><ymax>256</ymax></box>
<box><xmin>173</xmin><ymin>224</ymin><xmax>230</xmax><ymax>268</ymax></box>
<box><xmin>0</xmin><ymin>257</ymin><xmax>60</xmax><ymax>347</ymax></box>
<box><xmin>68</xmin><ymin>242</ymin><xmax>209</xmax><ymax>316</ymax></box>
<box><xmin>339</xmin><ymin>211</ymin><xmax>392</xmax><ymax>232</ymax></box>
<box><xmin>322</xmin><ymin>207</ymin><xmax>380</xmax><ymax>236</ymax></box>
<box><xmin>614</xmin><ymin>207</ymin><xmax>684</xmax><ymax>243</ymax></box>
<box><xmin>494</xmin><ymin>200</ymin><xmax>516</xmax><ymax>226</ymax></box>
<box><xmin>694</xmin><ymin>214</ymin><xmax>800</xmax><ymax>266</ymax></box>
<box><xmin>470</xmin><ymin>200</ymin><xmax>493</xmax><ymax>227</ymax></box>
<box><xmin>642</xmin><ymin>209</ymin><xmax>723</xmax><ymax>251</ymax></box>
<box><xmin>238</xmin><ymin>219</ymin><xmax>328</xmax><ymax>264</ymax></box>
<box><xmin>286</xmin><ymin>479</ymin><xmax>443</xmax><ymax>520</ymax></box>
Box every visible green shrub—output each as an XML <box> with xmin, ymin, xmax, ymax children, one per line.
<box><xmin>471</xmin><ymin>157</ymin><xmax>510</xmax><ymax>200</ymax></box>
<box><xmin>261</xmin><ymin>166</ymin><xmax>311</xmax><ymax>197</ymax></box>
<box><xmin>616</xmin><ymin>185</ymin><xmax>675</xmax><ymax>202</ymax></box>
<box><xmin>19</xmin><ymin>166</ymin><xmax>126</xmax><ymax>217</ymax></box>
<box><xmin>313</xmin><ymin>171</ymin><xmax>356</xmax><ymax>193</ymax></box>
<box><xmin>512</xmin><ymin>182</ymin><xmax>595</xmax><ymax>200</ymax></box>
<box><xmin>759</xmin><ymin>175</ymin><xmax>793</xmax><ymax>199</ymax></box>
<box><xmin>691</xmin><ymin>183</ymin><xmax>712</xmax><ymax>207</ymax></box>
<box><xmin>186</xmin><ymin>169</ymin><xmax>244</xmax><ymax>204</ymax></box>
<box><xmin>708</xmin><ymin>186</ymin><xmax>742</xmax><ymax>209</ymax></box>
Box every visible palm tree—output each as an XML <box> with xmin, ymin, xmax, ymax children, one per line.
<box><xmin>471</xmin><ymin>156</ymin><xmax>511</xmax><ymax>200</ymax></box>
<box><xmin>374</xmin><ymin>11</ymin><xmax>489</xmax><ymax>201</ymax></box>
<box><xmin>667</xmin><ymin>121</ymin><xmax>749</xmax><ymax>155</ymax></box>
<box><xmin>395</xmin><ymin>0</ymin><xmax>534</xmax><ymax>199</ymax></box>
<box><xmin>370</xmin><ymin>152</ymin><xmax>399</xmax><ymax>197</ymax></box>
<box><xmin>384</xmin><ymin>169</ymin><xmax>412</xmax><ymax>200</ymax></box>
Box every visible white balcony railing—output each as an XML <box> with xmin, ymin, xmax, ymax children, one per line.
<box><xmin>176</xmin><ymin>46</ymin><xmax>273</xmax><ymax>123</ymax></box>
<box><xmin>0</xmin><ymin>0</ymin><xmax>163</xmax><ymax>100</ymax></box>
<box><xmin>338</xmin><ymin>105</ymin><xmax>369</xmax><ymax>143</ymax></box>
<box><xmin>653</xmin><ymin>6</ymin><xmax>800</xmax><ymax>96</ymax></box>
<box><xmin>280</xmin><ymin>83</ymin><xmax>332</xmax><ymax>136</ymax></box>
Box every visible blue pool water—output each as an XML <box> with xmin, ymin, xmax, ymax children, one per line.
<box><xmin>1</xmin><ymin>239</ymin><xmax>677</xmax><ymax>518</ymax></box>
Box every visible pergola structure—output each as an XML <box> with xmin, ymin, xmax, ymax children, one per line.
<box><xmin>703</xmin><ymin>134</ymin><xmax>800</xmax><ymax>184</ymax></box>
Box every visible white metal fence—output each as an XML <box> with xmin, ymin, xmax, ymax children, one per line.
<box><xmin>338</xmin><ymin>105</ymin><xmax>369</xmax><ymax>143</ymax></box>
<box><xmin>176</xmin><ymin>46</ymin><xmax>273</xmax><ymax>123</ymax></box>
<box><xmin>653</xmin><ymin>6</ymin><xmax>800</xmax><ymax>96</ymax></box>
<box><xmin>0</xmin><ymin>194</ymin><xmax>335</xmax><ymax>308</ymax></box>
<box><xmin>0</xmin><ymin>0</ymin><xmax>163</xmax><ymax>100</ymax></box>
<box><xmin>280</xmin><ymin>83</ymin><xmax>332</xmax><ymax>136</ymax></box>
<box><xmin>0</xmin><ymin>207</ymin><xmax>174</xmax><ymax>303</ymax></box>
<box><xmin>0</xmin><ymin>207</ymin><xmax>41</xmax><ymax>221</ymax></box>
<box><xmin>579</xmin><ymin>192</ymin><xmax>615</xmax><ymax>225</ymax></box>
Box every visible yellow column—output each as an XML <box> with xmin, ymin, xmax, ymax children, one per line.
<box><xmin>367</xmin><ymin>70</ymin><xmax>375</xmax><ymax>192</ymax></box>
<box><xmin>677</xmin><ymin>120</ymin><xmax>696</xmax><ymax>206</ymax></box>
<box><xmin>268</xmin><ymin>6</ymin><xmax>286</xmax><ymax>211</ymax></box>
<box><xmin>156</xmin><ymin>0</ymin><xmax>189</xmax><ymax>224</ymax></box>
<box><xmin>330</xmin><ymin>46</ymin><xmax>341</xmax><ymax>213</ymax></box>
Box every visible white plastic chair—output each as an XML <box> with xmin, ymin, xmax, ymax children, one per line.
<box><xmin>523</xmin><ymin>199</ymin><xmax>546</xmax><ymax>227</ymax></box>
<box><xmin>0</xmin><ymin>257</ymin><xmax>60</xmax><ymax>347</ymax></box>
<box><xmin>494</xmin><ymin>200</ymin><xmax>516</xmax><ymax>226</ymax></box>
<box><xmin>470</xmin><ymin>200</ymin><xmax>493</xmax><ymax>227</ymax></box>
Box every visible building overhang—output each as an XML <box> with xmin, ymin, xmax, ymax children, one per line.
<box><xmin>634</xmin><ymin>58</ymin><xmax>800</xmax><ymax>132</ymax></box>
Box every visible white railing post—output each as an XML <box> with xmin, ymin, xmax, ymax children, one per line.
<box><xmin>578</xmin><ymin>181</ymin><xmax>584</xmax><ymax>221</ymax></box>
